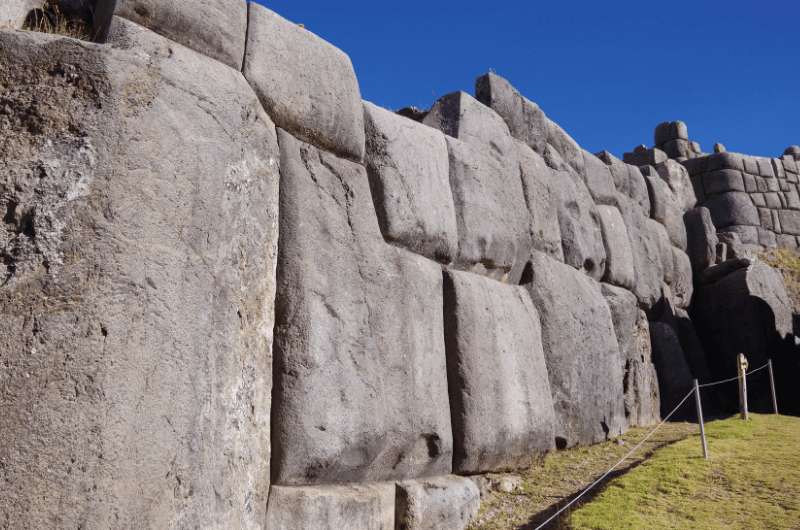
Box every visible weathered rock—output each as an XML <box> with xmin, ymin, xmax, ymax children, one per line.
<box><xmin>778</xmin><ymin>210</ymin><xmax>800</xmax><ymax>236</ymax></box>
<box><xmin>714</xmin><ymin>142</ymin><xmax>727</xmax><ymax>153</ymax></box>
<box><xmin>525</xmin><ymin>252</ymin><xmax>626</xmax><ymax>448</ymax></box>
<box><xmin>684</xmin><ymin>207</ymin><xmax>718</xmax><ymax>275</ymax></box>
<box><xmin>597</xmin><ymin>151</ymin><xmax>651</xmax><ymax>216</ymax></box>
<box><xmin>396</xmin><ymin>475</ymin><xmax>481</xmax><ymax>530</ymax></box>
<box><xmin>785</xmin><ymin>145</ymin><xmax>800</xmax><ymax>159</ymax></box>
<box><xmin>623</xmin><ymin>147</ymin><xmax>667</xmax><ymax>167</ymax></box>
<box><xmin>0</xmin><ymin>0</ymin><xmax>41</xmax><ymax>28</ymax></box>
<box><xmin>266</xmin><ymin>484</ymin><xmax>395</xmax><ymax>530</ymax></box>
<box><xmin>273</xmin><ymin>131</ymin><xmax>453</xmax><ymax>485</ymax></box>
<box><xmin>671</xmin><ymin>247</ymin><xmax>694</xmax><ymax>309</ymax></box>
<box><xmin>655</xmin><ymin>121</ymin><xmax>689</xmax><ymax>146</ymax></box>
<box><xmin>601</xmin><ymin>284</ymin><xmax>660</xmax><ymax>427</ymax></box>
<box><xmin>515</xmin><ymin>141</ymin><xmax>564</xmax><ymax>261</ymax></box>
<box><xmin>363</xmin><ymin>101</ymin><xmax>458</xmax><ymax>262</ymax></box>
<box><xmin>655</xmin><ymin>159</ymin><xmax>697</xmax><ymax>211</ymax></box>
<box><xmin>703</xmin><ymin>169</ymin><xmax>746</xmax><ymax>195</ymax></box>
<box><xmin>554</xmin><ymin>169</ymin><xmax>607</xmax><ymax>280</ymax></box>
<box><xmin>0</xmin><ymin>30</ymin><xmax>278</xmax><ymax>529</ymax></box>
<box><xmin>645</xmin><ymin>174</ymin><xmax>687</xmax><ymax>249</ymax></box>
<box><xmin>617</xmin><ymin>194</ymin><xmax>664</xmax><ymax>308</ymax></box>
<box><xmin>649</xmin><ymin>219</ymin><xmax>674</xmax><ymax>286</ymax></box>
<box><xmin>704</xmin><ymin>192</ymin><xmax>759</xmax><ymax>228</ymax></box>
<box><xmin>95</xmin><ymin>0</ymin><xmax>247</xmax><ymax>69</ymax></box>
<box><xmin>597</xmin><ymin>205</ymin><xmax>635</xmax><ymax>290</ymax></box>
<box><xmin>446</xmin><ymin>137</ymin><xmax>531</xmax><ymax>281</ymax></box>
<box><xmin>649</xmin><ymin>322</ymin><xmax>695</xmax><ymax>419</ymax></box>
<box><xmin>444</xmin><ymin>270</ymin><xmax>555</xmax><ymax>473</ymax></box>
<box><xmin>243</xmin><ymin>4</ymin><xmax>365</xmax><ymax>160</ymax></box>
<box><xmin>582</xmin><ymin>149</ymin><xmax>618</xmax><ymax>205</ymax></box>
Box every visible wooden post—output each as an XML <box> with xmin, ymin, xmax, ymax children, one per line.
<box><xmin>737</xmin><ymin>353</ymin><xmax>749</xmax><ymax>420</ymax></box>
<box><xmin>768</xmin><ymin>359</ymin><xmax>779</xmax><ymax>415</ymax></box>
<box><xmin>694</xmin><ymin>379</ymin><xmax>709</xmax><ymax>460</ymax></box>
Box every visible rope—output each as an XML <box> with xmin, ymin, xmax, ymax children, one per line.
<box><xmin>698</xmin><ymin>362</ymin><xmax>770</xmax><ymax>388</ymax></box>
<box><xmin>533</xmin><ymin>388</ymin><xmax>696</xmax><ymax>530</ymax></box>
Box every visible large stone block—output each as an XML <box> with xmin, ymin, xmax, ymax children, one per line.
<box><xmin>601</xmin><ymin>284</ymin><xmax>660</xmax><ymax>427</ymax></box>
<box><xmin>273</xmin><ymin>131</ymin><xmax>453</xmax><ymax>485</ymax></box>
<box><xmin>525</xmin><ymin>253</ymin><xmax>626</xmax><ymax>447</ymax></box>
<box><xmin>582</xmin><ymin>149</ymin><xmax>618</xmax><ymax>205</ymax></box>
<box><xmin>243</xmin><ymin>4</ymin><xmax>365</xmax><ymax>160</ymax></box>
<box><xmin>703</xmin><ymin>169</ymin><xmax>745</xmax><ymax>195</ymax></box>
<box><xmin>597</xmin><ymin>205</ymin><xmax>635</xmax><ymax>290</ymax></box>
<box><xmin>704</xmin><ymin>192</ymin><xmax>759</xmax><ymax>228</ymax></box>
<box><xmin>597</xmin><ymin>151</ymin><xmax>650</xmax><ymax>216</ymax></box>
<box><xmin>95</xmin><ymin>0</ymin><xmax>247</xmax><ymax>69</ymax></box>
<box><xmin>645</xmin><ymin>174</ymin><xmax>687</xmax><ymax>249</ymax></box>
<box><xmin>655</xmin><ymin>159</ymin><xmax>697</xmax><ymax>211</ymax></box>
<box><xmin>684</xmin><ymin>207</ymin><xmax>718</xmax><ymax>275</ymax></box>
<box><xmin>445</xmin><ymin>137</ymin><xmax>531</xmax><ymax>282</ymax></box>
<box><xmin>396</xmin><ymin>475</ymin><xmax>481</xmax><ymax>530</ymax></box>
<box><xmin>363</xmin><ymin>102</ymin><xmax>458</xmax><ymax>262</ymax></box>
<box><xmin>671</xmin><ymin>247</ymin><xmax>694</xmax><ymax>309</ymax></box>
<box><xmin>515</xmin><ymin>140</ymin><xmax>564</xmax><ymax>261</ymax></box>
<box><xmin>444</xmin><ymin>270</ymin><xmax>555</xmax><ymax>474</ymax></box>
<box><xmin>649</xmin><ymin>322</ymin><xmax>695</xmax><ymax>419</ymax></box>
<box><xmin>555</xmin><ymin>168</ymin><xmax>607</xmax><ymax>280</ymax></box>
<box><xmin>0</xmin><ymin>30</ymin><xmax>278</xmax><ymax>528</ymax></box>
<box><xmin>778</xmin><ymin>210</ymin><xmax>800</xmax><ymax>236</ymax></box>
<box><xmin>617</xmin><ymin>194</ymin><xmax>664</xmax><ymax>308</ymax></box>
<box><xmin>266</xmin><ymin>484</ymin><xmax>395</xmax><ymax>530</ymax></box>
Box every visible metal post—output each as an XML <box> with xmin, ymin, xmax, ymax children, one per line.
<box><xmin>737</xmin><ymin>353</ymin><xmax>749</xmax><ymax>421</ymax></box>
<box><xmin>768</xmin><ymin>359</ymin><xmax>779</xmax><ymax>415</ymax></box>
<box><xmin>694</xmin><ymin>379</ymin><xmax>709</xmax><ymax>460</ymax></box>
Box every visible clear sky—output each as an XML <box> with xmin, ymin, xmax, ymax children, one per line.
<box><xmin>257</xmin><ymin>1</ymin><xmax>799</xmax><ymax>159</ymax></box>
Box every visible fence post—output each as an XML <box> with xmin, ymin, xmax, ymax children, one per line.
<box><xmin>694</xmin><ymin>379</ymin><xmax>709</xmax><ymax>460</ymax></box>
<box><xmin>768</xmin><ymin>359</ymin><xmax>779</xmax><ymax>415</ymax></box>
<box><xmin>737</xmin><ymin>353</ymin><xmax>749</xmax><ymax>420</ymax></box>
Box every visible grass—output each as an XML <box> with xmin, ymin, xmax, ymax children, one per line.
<box><xmin>568</xmin><ymin>414</ymin><xmax>800</xmax><ymax>529</ymax></box>
<box><xmin>21</xmin><ymin>0</ymin><xmax>92</xmax><ymax>41</ymax></box>
<box><xmin>760</xmin><ymin>247</ymin><xmax>800</xmax><ymax>312</ymax></box>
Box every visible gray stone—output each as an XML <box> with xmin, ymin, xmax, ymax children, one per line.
<box><xmin>784</xmin><ymin>145</ymin><xmax>800</xmax><ymax>159</ymax></box>
<box><xmin>714</xmin><ymin>143</ymin><xmax>726</xmax><ymax>153</ymax></box>
<box><xmin>786</xmin><ymin>189</ymin><xmax>800</xmax><ymax>210</ymax></box>
<box><xmin>661</xmin><ymin>138</ymin><xmax>696</xmax><ymax>160</ymax></box>
<box><xmin>671</xmin><ymin>247</ymin><xmax>694</xmax><ymax>309</ymax></box>
<box><xmin>756</xmin><ymin>177</ymin><xmax>769</xmax><ymax>193</ymax></box>
<box><xmin>649</xmin><ymin>322</ymin><xmax>695</xmax><ymax>418</ymax></box>
<box><xmin>444</xmin><ymin>270</ymin><xmax>556</xmax><ymax>473</ymax></box>
<box><xmin>547</xmin><ymin>120</ymin><xmax>585</xmax><ymax>175</ymax></box>
<box><xmin>778</xmin><ymin>210</ymin><xmax>800</xmax><ymax>236</ymax></box>
<box><xmin>757</xmin><ymin>157</ymin><xmax>775</xmax><ymax>178</ymax></box>
<box><xmin>655</xmin><ymin>159</ymin><xmax>697</xmax><ymax>211</ymax></box>
<box><xmin>601</xmin><ymin>284</ymin><xmax>660</xmax><ymax>427</ymax></box>
<box><xmin>0</xmin><ymin>29</ymin><xmax>279</xmax><ymax>529</ymax></box>
<box><xmin>266</xmin><ymin>484</ymin><xmax>394</xmax><ymax>530</ymax></box>
<box><xmin>704</xmin><ymin>192</ymin><xmax>759</xmax><ymax>228</ymax></box>
<box><xmin>617</xmin><ymin>194</ymin><xmax>664</xmax><ymax>308</ymax></box>
<box><xmin>597</xmin><ymin>205</ymin><xmax>635</xmax><ymax>290</ymax></box>
<box><xmin>777</xmin><ymin>234</ymin><xmax>798</xmax><ymax>249</ymax></box>
<box><xmin>758</xmin><ymin>227</ymin><xmax>777</xmax><ymax>248</ymax></box>
<box><xmin>752</xmin><ymin>193</ymin><xmax>766</xmax><ymax>207</ymax></box>
<box><xmin>273</xmin><ymin>131</ymin><xmax>452</xmax><ymax>485</ymax></box>
<box><xmin>759</xmin><ymin>208</ymin><xmax>773</xmax><ymax>230</ymax></box>
<box><xmin>243</xmin><ymin>4</ymin><xmax>365</xmax><ymax>160</ymax></box>
<box><xmin>705</xmin><ymin>152</ymin><xmax>745</xmax><ymax>173</ymax></box>
<box><xmin>95</xmin><ymin>0</ymin><xmax>247</xmax><ymax>69</ymax></box>
<box><xmin>773</xmin><ymin>210</ymin><xmax>783</xmax><ymax>234</ymax></box>
<box><xmin>743</xmin><ymin>173</ymin><xmax>758</xmax><ymax>193</ymax></box>
<box><xmin>783</xmin><ymin>156</ymin><xmax>799</xmax><ymax>173</ymax></box>
<box><xmin>525</xmin><ymin>252</ymin><xmax>626</xmax><ymax>448</ymax></box>
<box><xmin>396</xmin><ymin>475</ymin><xmax>481</xmax><ymax>530</ymax></box>
<box><xmin>645</xmin><ymin>175</ymin><xmax>687</xmax><ymax>249</ymax></box>
<box><xmin>516</xmin><ymin>141</ymin><xmax>564</xmax><ymax>261</ymax></box>
<box><xmin>554</xmin><ymin>168</ymin><xmax>607</xmax><ymax>280</ymax></box>
<box><xmin>743</xmin><ymin>156</ymin><xmax>760</xmax><ymax>175</ymax></box>
<box><xmin>582</xmin><ymin>149</ymin><xmax>618</xmax><ymax>205</ymax></box>
<box><xmin>767</xmin><ymin>178</ymin><xmax>780</xmax><ymax>192</ymax></box>
<box><xmin>363</xmin><ymin>101</ymin><xmax>458</xmax><ymax>262</ymax></box>
<box><xmin>703</xmin><ymin>169</ymin><xmax>745</xmax><ymax>195</ymax></box>
<box><xmin>623</xmin><ymin>147</ymin><xmax>667</xmax><ymax>167</ymax></box>
<box><xmin>724</xmin><ymin>225</ymin><xmax>760</xmax><ymax>245</ymax></box>
<box><xmin>649</xmin><ymin>219</ymin><xmax>674</xmax><ymax>286</ymax></box>
<box><xmin>684</xmin><ymin>207</ymin><xmax>718</xmax><ymax>275</ymax></box>
<box><xmin>597</xmin><ymin>151</ymin><xmax>651</xmax><ymax>216</ymax></box>
<box><xmin>655</xmin><ymin>121</ymin><xmax>689</xmax><ymax>146</ymax></box>
<box><xmin>700</xmin><ymin>257</ymin><xmax>752</xmax><ymax>285</ymax></box>
<box><xmin>446</xmin><ymin>137</ymin><xmax>531</xmax><ymax>282</ymax></box>
<box><xmin>0</xmin><ymin>0</ymin><xmax>41</xmax><ymax>28</ymax></box>
<box><xmin>773</xmin><ymin>159</ymin><xmax>786</xmax><ymax>179</ymax></box>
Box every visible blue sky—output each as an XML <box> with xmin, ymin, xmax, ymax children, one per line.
<box><xmin>257</xmin><ymin>1</ymin><xmax>799</xmax><ymax>158</ymax></box>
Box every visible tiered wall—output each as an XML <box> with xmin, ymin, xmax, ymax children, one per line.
<box><xmin>1</xmin><ymin>1</ymin><xmax>797</xmax><ymax>529</ymax></box>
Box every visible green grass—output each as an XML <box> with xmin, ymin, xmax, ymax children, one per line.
<box><xmin>569</xmin><ymin>414</ymin><xmax>800</xmax><ymax>530</ymax></box>
<box><xmin>760</xmin><ymin>248</ymin><xmax>800</xmax><ymax>313</ymax></box>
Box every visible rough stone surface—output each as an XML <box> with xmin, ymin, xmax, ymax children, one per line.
<box><xmin>617</xmin><ymin>194</ymin><xmax>664</xmax><ymax>308</ymax></box>
<box><xmin>645</xmin><ymin>174</ymin><xmax>688</xmax><ymax>249</ymax></box>
<box><xmin>273</xmin><ymin>131</ymin><xmax>453</xmax><ymax>485</ymax></box>
<box><xmin>95</xmin><ymin>0</ymin><xmax>247</xmax><ymax>69</ymax></box>
<box><xmin>444</xmin><ymin>270</ymin><xmax>556</xmax><ymax>474</ymax></box>
<box><xmin>515</xmin><ymin>141</ymin><xmax>564</xmax><ymax>261</ymax></box>
<box><xmin>396</xmin><ymin>475</ymin><xmax>481</xmax><ymax>530</ymax></box>
<box><xmin>525</xmin><ymin>252</ymin><xmax>626</xmax><ymax>448</ymax></box>
<box><xmin>243</xmin><ymin>4</ymin><xmax>365</xmax><ymax>160</ymax></box>
<box><xmin>363</xmin><ymin>101</ymin><xmax>458</xmax><ymax>262</ymax></box>
<box><xmin>655</xmin><ymin>159</ymin><xmax>697</xmax><ymax>212</ymax></box>
<box><xmin>582</xmin><ymin>149</ymin><xmax>618</xmax><ymax>205</ymax></box>
<box><xmin>649</xmin><ymin>322</ymin><xmax>695</xmax><ymax>418</ymax></box>
<box><xmin>445</xmin><ymin>136</ymin><xmax>531</xmax><ymax>282</ymax></box>
<box><xmin>684</xmin><ymin>207</ymin><xmax>719</xmax><ymax>274</ymax></box>
<box><xmin>554</xmin><ymin>169</ymin><xmax>607</xmax><ymax>280</ymax></box>
<box><xmin>597</xmin><ymin>205</ymin><xmax>635</xmax><ymax>290</ymax></box>
<box><xmin>266</xmin><ymin>484</ymin><xmax>395</xmax><ymax>530</ymax></box>
<box><xmin>598</xmin><ymin>151</ymin><xmax>651</xmax><ymax>216</ymax></box>
<box><xmin>704</xmin><ymin>192</ymin><xmax>759</xmax><ymax>228</ymax></box>
<box><xmin>671</xmin><ymin>247</ymin><xmax>694</xmax><ymax>309</ymax></box>
<box><xmin>0</xmin><ymin>30</ymin><xmax>279</xmax><ymax>529</ymax></box>
<box><xmin>0</xmin><ymin>0</ymin><xmax>41</xmax><ymax>28</ymax></box>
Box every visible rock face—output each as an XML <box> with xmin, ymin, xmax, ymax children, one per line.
<box><xmin>0</xmin><ymin>29</ymin><xmax>279</xmax><ymax>529</ymax></box>
<box><xmin>272</xmin><ymin>130</ymin><xmax>453</xmax><ymax>485</ymax></box>
<box><xmin>1</xmin><ymin>0</ymin><xmax>41</xmax><ymax>28</ymax></box>
<box><xmin>516</xmin><ymin>141</ymin><xmax>565</xmax><ymax>261</ymax></box>
<box><xmin>443</xmin><ymin>270</ymin><xmax>555</xmax><ymax>474</ymax></box>
<box><xmin>95</xmin><ymin>0</ymin><xmax>248</xmax><ymax>69</ymax></box>
<box><xmin>396</xmin><ymin>476</ymin><xmax>481</xmax><ymax>530</ymax></box>
<box><xmin>243</xmin><ymin>4</ymin><xmax>365</xmax><ymax>160</ymax></box>
<box><xmin>363</xmin><ymin>101</ymin><xmax>458</xmax><ymax>262</ymax></box>
<box><xmin>597</xmin><ymin>205</ymin><xmax>635</xmax><ymax>290</ymax></box>
<box><xmin>525</xmin><ymin>253</ymin><xmax>626</xmax><ymax>448</ymax></box>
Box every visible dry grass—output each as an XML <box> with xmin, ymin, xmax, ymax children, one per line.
<box><xmin>22</xmin><ymin>0</ymin><xmax>92</xmax><ymax>41</ymax></box>
<box><xmin>759</xmin><ymin>247</ymin><xmax>800</xmax><ymax>312</ymax></box>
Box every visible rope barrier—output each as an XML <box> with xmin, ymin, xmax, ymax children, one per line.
<box><xmin>534</xmin><ymin>360</ymin><xmax>773</xmax><ymax>529</ymax></box>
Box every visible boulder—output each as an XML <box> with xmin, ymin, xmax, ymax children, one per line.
<box><xmin>597</xmin><ymin>151</ymin><xmax>650</xmax><ymax>216</ymax></box>
<box><xmin>396</xmin><ymin>475</ymin><xmax>481</xmax><ymax>530</ymax></box>
<box><xmin>515</xmin><ymin>141</ymin><xmax>564</xmax><ymax>261</ymax></box>
<box><xmin>243</xmin><ymin>4</ymin><xmax>365</xmax><ymax>160</ymax></box>
<box><xmin>623</xmin><ymin>147</ymin><xmax>667</xmax><ymax>167</ymax></box>
<box><xmin>648</xmin><ymin>218</ymin><xmax>674</xmax><ymax>286</ymax></box>
<box><xmin>655</xmin><ymin>121</ymin><xmax>689</xmax><ymax>146</ymax></box>
<box><xmin>703</xmin><ymin>169</ymin><xmax>746</xmax><ymax>195</ymax></box>
<box><xmin>704</xmin><ymin>192</ymin><xmax>759</xmax><ymax>228</ymax></box>
<box><xmin>445</xmin><ymin>137</ymin><xmax>531</xmax><ymax>282</ymax></box>
<box><xmin>671</xmin><ymin>247</ymin><xmax>694</xmax><ymax>309</ymax></box>
<box><xmin>266</xmin><ymin>484</ymin><xmax>394</xmax><ymax>530</ymax></box>
<box><xmin>363</xmin><ymin>101</ymin><xmax>458</xmax><ymax>262</ymax></box>
<box><xmin>617</xmin><ymin>194</ymin><xmax>664</xmax><ymax>308</ymax></box>
<box><xmin>645</xmin><ymin>174</ymin><xmax>688</xmax><ymax>249</ymax></box>
<box><xmin>655</xmin><ymin>159</ymin><xmax>697</xmax><ymax>211</ymax></box>
<box><xmin>525</xmin><ymin>252</ymin><xmax>626</xmax><ymax>448</ymax></box>
<box><xmin>649</xmin><ymin>322</ymin><xmax>695</xmax><ymax>419</ymax></box>
<box><xmin>597</xmin><ymin>205</ymin><xmax>635</xmax><ymax>290</ymax></box>
<box><xmin>684</xmin><ymin>207</ymin><xmax>718</xmax><ymax>275</ymax></box>
<box><xmin>601</xmin><ymin>284</ymin><xmax>660</xmax><ymax>427</ymax></box>
<box><xmin>273</xmin><ymin>131</ymin><xmax>453</xmax><ymax>485</ymax></box>
<box><xmin>443</xmin><ymin>270</ymin><xmax>555</xmax><ymax>474</ymax></box>
<box><xmin>95</xmin><ymin>0</ymin><xmax>247</xmax><ymax>69</ymax></box>
<box><xmin>582</xmin><ymin>149</ymin><xmax>618</xmax><ymax>205</ymax></box>
<box><xmin>778</xmin><ymin>210</ymin><xmax>800</xmax><ymax>236</ymax></box>
<box><xmin>554</xmin><ymin>168</ymin><xmax>607</xmax><ymax>280</ymax></box>
<box><xmin>0</xmin><ymin>30</ymin><xmax>278</xmax><ymax>529</ymax></box>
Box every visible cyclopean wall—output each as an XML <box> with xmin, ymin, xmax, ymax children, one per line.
<box><xmin>0</xmin><ymin>1</ymin><xmax>797</xmax><ymax>529</ymax></box>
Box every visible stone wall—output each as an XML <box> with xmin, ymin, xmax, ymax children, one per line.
<box><xmin>1</xmin><ymin>1</ymin><xmax>797</xmax><ymax>529</ymax></box>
